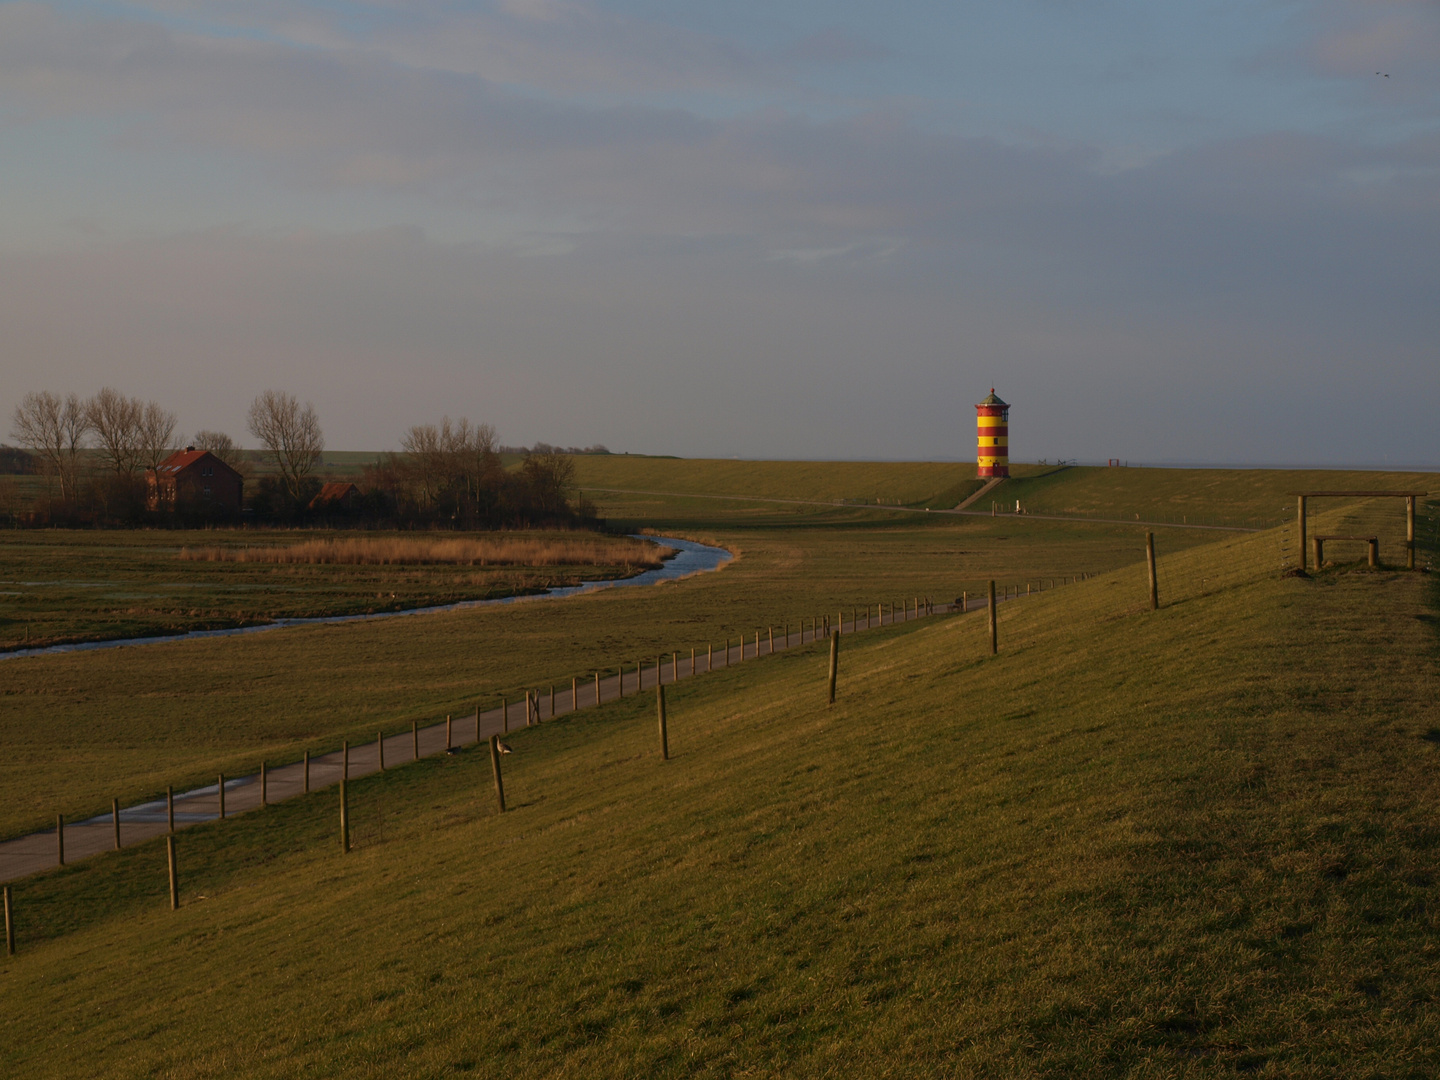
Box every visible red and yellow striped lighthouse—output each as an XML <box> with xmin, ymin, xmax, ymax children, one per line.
<box><xmin>976</xmin><ymin>389</ymin><xmax>1009</xmax><ymax>478</ymax></box>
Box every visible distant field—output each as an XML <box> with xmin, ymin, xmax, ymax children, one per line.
<box><xmin>3</xmin><ymin>496</ymin><xmax>1436</xmax><ymax>1076</ymax></box>
<box><xmin>0</xmin><ymin>501</ymin><xmax>1203</xmax><ymax>840</ymax></box>
<box><xmin>575</xmin><ymin>456</ymin><xmax>1439</xmax><ymax>533</ymax></box>
<box><xmin>572</xmin><ymin>454</ymin><xmax>995</xmax><ymax>509</ymax></box>
<box><xmin>0</xmin><ymin>529</ymin><xmax>659</xmax><ymax>652</ymax></box>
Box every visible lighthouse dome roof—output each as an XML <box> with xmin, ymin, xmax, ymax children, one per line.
<box><xmin>978</xmin><ymin>388</ymin><xmax>1008</xmax><ymax>407</ymax></box>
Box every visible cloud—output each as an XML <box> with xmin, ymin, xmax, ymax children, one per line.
<box><xmin>779</xmin><ymin>29</ymin><xmax>891</xmax><ymax>66</ymax></box>
<box><xmin>0</xmin><ymin>2</ymin><xmax>1436</xmax><ymax>463</ymax></box>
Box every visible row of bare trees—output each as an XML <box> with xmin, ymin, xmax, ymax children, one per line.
<box><xmin>7</xmin><ymin>389</ymin><xmax>590</xmax><ymax>527</ymax></box>
<box><xmin>8</xmin><ymin>387</ymin><xmax>326</xmax><ymax>520</ymax></box>
<box><xmin>363</xmin><ymin>418</ymin><xmax>586</xmax><ymax>527</ymax></box>
<box><xmin>9</xmin><ymin>389</ymin><xmax>183</xmax><ymax>502</ymax></box>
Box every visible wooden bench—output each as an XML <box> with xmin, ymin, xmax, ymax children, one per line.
<box><xmin>1313</xmin><ymin>534</ymin><xmax>1378</xmax><ymax>569</ymax></box>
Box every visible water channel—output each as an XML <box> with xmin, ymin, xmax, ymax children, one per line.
<box><xmin>0</xmin><ymin>535</ymin><xmax>731</xmax><ymax>662</ymax></box>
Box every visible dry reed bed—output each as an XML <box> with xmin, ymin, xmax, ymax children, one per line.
<box><xmin>180</xmin><ymin>535</ymin><xmax>669</xmax><ymax>567</ymax></box>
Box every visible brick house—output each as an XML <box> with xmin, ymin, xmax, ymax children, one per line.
<box><xmin>147</xmin><ymin>448</ymin><xmax>244</xmax><ymax>514</ymax></box>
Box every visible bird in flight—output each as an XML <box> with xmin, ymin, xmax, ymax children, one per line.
<box><xmin>1376</xmin><ymin>72</ymin><xmax>1390</xmax><ymax>77</ymax></box>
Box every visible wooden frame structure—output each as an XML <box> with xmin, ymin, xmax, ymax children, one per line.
<box><xmin>1292</xmin><ymin>491</ymin><xmax>1427</xmax><ymax>572</ymax></box>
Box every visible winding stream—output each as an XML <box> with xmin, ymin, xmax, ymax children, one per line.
<box><xmin>1</xmin><ymin>535</ymin><xmax>731</xmax><ymax>661</ymax></box>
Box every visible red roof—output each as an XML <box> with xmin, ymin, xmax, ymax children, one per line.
<box><xmin>309</xmin><ymin>481</ymin><xmax>360</xmax><ymax>508</ymax></box>
<box><xmin>153</xmin><ymin>448</ymin><xmax>239</xmax><ymax>476</ymax></box>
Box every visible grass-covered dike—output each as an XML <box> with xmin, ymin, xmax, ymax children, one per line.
<box><xmin>2</xmin><ymin>489</ymin><xmax>1437</xmax><ymax>1076</ymax></box>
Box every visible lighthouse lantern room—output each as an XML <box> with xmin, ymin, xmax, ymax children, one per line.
<box><xmin>976</xmin><ymin>389</ymin><xmax>1010</xmax><ymax>478</ymax></box>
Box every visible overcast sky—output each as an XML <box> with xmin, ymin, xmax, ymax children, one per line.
<box><xmin>1</xmin><ymin>0</ymin><xmax>1436</xmax><ymax>464</ymax></box>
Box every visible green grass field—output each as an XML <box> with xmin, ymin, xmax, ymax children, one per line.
<box><xmin>2</xmin><ymin>490</ymin><xmax>1437</xmax><ymax>1076</ymax></box>
<box><xmin>0</xmin><ymin>504</ymin><xmax>1185</xmax><ymax>840</ymax></box>
<box><xmin>1</xmin><ymin>460</ymin><xmax>1434</xmax><ymax>842</ymax></box>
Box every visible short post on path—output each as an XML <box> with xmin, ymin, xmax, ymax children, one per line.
<box><xmin>4</xmin><ymin>884</ymin><xmax>13</xmax><ymax>955</ymax></box>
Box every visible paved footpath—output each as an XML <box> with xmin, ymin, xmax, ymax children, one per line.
<box><xmin>0</xmin><ymin>589</ymin><xmax>1051</xmax><ymax>884</ymax></box>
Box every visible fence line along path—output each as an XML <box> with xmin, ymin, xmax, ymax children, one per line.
<box><xmin>0</xmin><ymin>584</ymin><xmax>1076</xmax><ymax>884</ymax></box>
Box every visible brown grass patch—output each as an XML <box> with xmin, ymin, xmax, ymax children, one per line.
<box><xmin>180</xmin><ymin>534</ymin><xmax>669</xmax><ymax>568</ymax></box>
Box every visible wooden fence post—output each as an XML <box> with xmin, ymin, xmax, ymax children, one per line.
<box><xmin>378</xmin><ymin>732</ymin><xmax>385</xmax><ymax>771</ymax></box>
<box><xmin>167</xmin><ymin>786</ymin><xmax>174</xmax><ymax>834</ymax></box>
<box><xmin>1297</xmin><ymin>495</ymin><xmax>1308</xmax><ymax>572</ymax></box>
<box><xmin>4</xmin><ymin>884</ymin><xmax>13</xmax><ymax>954</ymax></box>
<box><xmin>112</xmin><ymin>798</ymin><xmax>121</xmax><ymax>850</ymax></box>
<box><xmin>672</xmin><ymin>652</ymin><xmax>679</xmax><ymax>682</ymax></box>
<box><xmin>572</xmin><ymin>676</ymin><xmax>578</xmax><ymax>712</ymax></box>
<box><xmin>657</xmin><ymin>684</ymin><xmax>669</xmax><ymax>761</ymax></box>
<box><xmin>261</xmin><ymin>761</ymin><xmax>268</xmax><ymax>805</ymax></box>
<box><xmin>1146</xmin><ymin>532</ymin><xmax>1159</xmax><ymax>610</ymax></box>
<box><xmin>448</xmin><ymin>713</ymin><xmax>455</xmax><ymax>747</ymax></box>
<box><xmin>708</xmin><ymin>643</ymin><xmax>713</xmax><ymax>670</ymax></box>
<box><xmin>343</xmin><ymin>740</ymin><xmax>349</xmax><ymax>781</ymax></box>
<box><xmin>340</xmin><ymin>772</ymin><xmax>350</xmax><ymax>853</ymax></box>
<box><xmin>828</xmin><ymin>631</ymin><xmax>839</xmax><ymax>705</ymax></box>
<box><xmin>218</xmin><ymin>775</ymin><xmax>226</xmax><ymax>820</ymax></box>
<box><xmin>550</xmin><ymin>685</ymin><xmax>555</xmax><ymax>719</ymax></box>
<box><xmin>769</xmin><ymin>626</ymin><xmax>774</xmax><ymax>653</ymax></box>
<box><xmin>167</xmin><ymin>835</ymin><xmax>179</xmax><ymax>911</ymax></box>
<box><xmin>56</xmin><ymin>814</ymin><xmax>63</xmax><ymax>867</ymax></box>
<box><xmin>691</xmin><ymin>647</ymin><xmax>696</xmax><ymax>675</ymax></box>
<box><xmin>1407</xmin><ymin>495</ymin><xmax>1416</xmax><ymax>570</ymax></box>
<box><xmin>988</xmin><ymin>580</ymin><xmax>998</xmax><ymax>655</ymax></box>
<box><xmin>304</xmin><ymin>750</ymin><xmax>310</xmax><ymax>793</ymax></box>
<box><xmin>594</xmin><ymin>670</ymin><xmax>600</xmax><ymax>706</ymax></box>
<box><xmin>489</xmin><ymin>736</ymin><xmax>506</xmax><ymax>813</ymax></box>
<box><xmin>962</xmin><ymin>590</ymin><xmax>968</xmax><ymax>613</ymax></box>
<box><xmin>619</xmin><ymin>665</ymin><xmax>626</xmax><ymax>698</ymax></box>
<box><xmin>412</xmin><ymin>722</ymin><xmax>419</xmax><ymax>761</ymax></box>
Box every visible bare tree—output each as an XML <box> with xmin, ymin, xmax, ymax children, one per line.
<box><xmin>192</xmin><ymin>429</ymin><xmax>242</xmax><ymax>469</ymax></box>
<box><xmin>135</xmin><ymin>401</ymin><xmax>180</xmax><ymax>476</ymax></box>
<box><xmin>87</xmin><ymin>387</ymin><xmax>143</xmax><ymax>475</ymax></box>
<box><xmin>9</xmin><ymin>391</ymin><xmax>90</xmax><ymax>500</ymax></box>
<box><xmin>247</xmin><ymin>390</ymin><xmax>324</xmax><ymax>503</ymax></box>
<box><xmin>400</xmin><ymin>422</ymin><xmax>443</xmax><ymax>508</ymax></box>
<box><xmin>443</xmin><ymin>418</ymin><xmax>500</xmax><ymax>506</ymax></box>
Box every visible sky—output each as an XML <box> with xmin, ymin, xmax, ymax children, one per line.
<box><xmin>0</xmin><ymin>0</ymin><xmax>1437</xmax><ymax>465</ymax></box>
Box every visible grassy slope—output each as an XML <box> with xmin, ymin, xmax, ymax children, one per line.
<box><xmin>0</xmin><ymin>506</ymin><xmax>1181</xmax><ymax>840</ymax></box>
<box><xmin>995</xmin><ymin>465</ymin><xmax>1438</xmax><ymax>531</ymax></box>
<box><xmin>575</xmin><ymin>456</ymin><xmax>1438</xmax><ymax>533</ymax></box>
<box><xmin>2</xmin><ymin>500</ymin><xmax>1437</xmax><ymax>1076</ymax></box>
